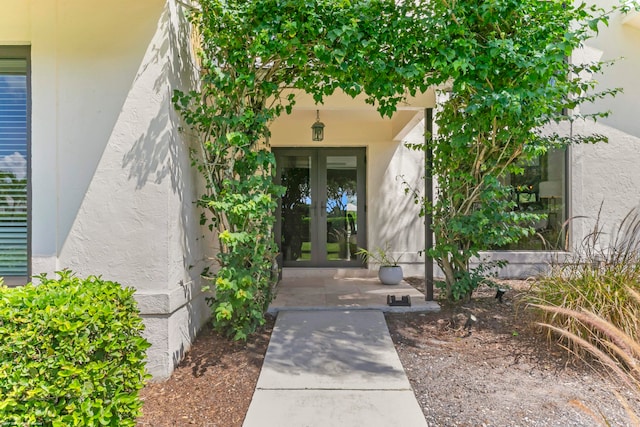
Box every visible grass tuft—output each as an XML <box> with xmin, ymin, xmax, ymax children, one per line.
<box><xmin>530</xmin><ymin>206</ymin><xmax>640</xmax><ymax>423</ymax></box>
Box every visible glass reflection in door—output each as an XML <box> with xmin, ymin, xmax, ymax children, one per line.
<box><xmin>324</xmin><ymin>156</ymin><xmax>358</xmax><ymax>261</ymax></box>
<box><xmin>279</xmin><ymin>155</ymin><xmax>312</xmax><ymax>262</ymax></box>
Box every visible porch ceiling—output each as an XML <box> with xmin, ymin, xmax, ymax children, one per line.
<box><xmin>272</xmin><ymin>88</ymin><xmax>432</xmax><ymax>143</ymax></box>
<box><xmin>623</xmin><ymin>11</ymin><xmax>640</xmax><ymax>30</ymax></box>
<box><xmin>281</xmin><ymin>88</ymin><xmax>436</xmax><ymax>111</ymax></box>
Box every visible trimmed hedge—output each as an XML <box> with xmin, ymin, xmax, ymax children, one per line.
<box><xmin>0</xmin><ymin>271</ymin><xmax>150</xmax><ymax>426</ymax></box>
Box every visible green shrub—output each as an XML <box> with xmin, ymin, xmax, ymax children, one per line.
<box><xmin>0</xmin><ymin>270</ymin><xmax>151</xmax><ymax>426</ymax></box>
<box><xmin>531</xmin><ymin>208</ymin><xmax>640</xmax><ymax>423</ymax></box>
<box><xmin>531</xmin><ymin>208</ymin><xmax>640</xmax><ymax>349</ymax></box>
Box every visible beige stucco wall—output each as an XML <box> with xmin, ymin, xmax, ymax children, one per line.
<box><xmin>581</xmin><ymin>1</ymin><xmax>640</xmax><ymax>137</ymax></box>
<box><xmin>0</xmin><ymin>1</ymin><xmax>29</xmax><ymax>43</ymax></box>
<box><xmin>571</xmin><ymin>121</ymin><xmax>640</xmax><ymax>252</ymax></box>
<box><xmin>1</xmin><ymin>0</ymin><xmax>210</xmax><ymax>380</ymax></box>
<box><xmin>569</xmin><ymin>2</ymin><xmax>640</xmax><ymax>256</ymax></box>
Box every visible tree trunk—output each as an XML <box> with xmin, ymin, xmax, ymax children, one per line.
<box><xmin>440</xmin><ymin>258</ymin><xmax>457</xmax><ymax>301</ymax></box>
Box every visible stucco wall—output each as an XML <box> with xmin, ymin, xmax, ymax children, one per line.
<box><xmin>1</xmin><ymin>0</ymin><xmax>210</xmax><ymax>380</ymax></box>
<box><xmin>568</xmin><ymin>3</ymin><xmax>640</xmax><ymax>255</ymax></box>
<box><xmin>580</xmin><ymin>1</ymin><xmax>640</xmax><ymax>137</ymax></box>
<box><xmin>369</xmin><ymin>118</ymin><xmax>426</xmax><ymax>276</ymax></box>
<box><xmin>571</xmin><ymin>121</ymin><xmax>640</xmax><ymax>252</ymax></box>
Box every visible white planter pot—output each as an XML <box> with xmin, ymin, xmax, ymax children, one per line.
<box><xmin>378</xmin><ymin>265</ymin><xmax>403</xmax><ymax>285</ymax></box>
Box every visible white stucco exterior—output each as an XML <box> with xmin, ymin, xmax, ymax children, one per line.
<box><xmin>1</xmin><ymin>0</ymin><xmax>210</xmax><ymax>380</ymax></box>
<box><xmin>2</xmin><ymin>0</ymin><xmax>639</xmax><ymax>380</ymax></box>
<box><xmin>570</xmin><ymin>4</ymin><xmax>640</xmax><ymax>247</ymax></box>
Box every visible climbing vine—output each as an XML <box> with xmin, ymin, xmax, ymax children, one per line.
<box><xmin>173</xmin><ymin>0</ymin><xmax>429</xmax><ymax>338</ymax></box>
<box><xmin>175</xmin><ymin>0</ymin><xmax>637</xmax><ymax>330</ymax></box>
<box><xmin>406</xmin><ymin>0</ymin><xmax>635</xmax><ymax>300</ymax></box>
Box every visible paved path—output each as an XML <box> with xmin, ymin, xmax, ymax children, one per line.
<box><xmin>243</xmin><ymin>310</ymin><xmax>427</xmax><ymax>427</ymax></box>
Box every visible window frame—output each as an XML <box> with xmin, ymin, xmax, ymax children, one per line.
<box><xmin>0</xmin><ymin>45</ymin><xmax>31</xmax><ymax>280</ymax></box>
<box><xmin>491</xmin><ymin>148</ymin><xmax>568</xmax><ymax>251</ymax></box>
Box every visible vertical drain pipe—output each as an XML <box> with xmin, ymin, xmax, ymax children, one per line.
<box><xmin>425</xmin><ymin>108</ymin><xmax>434</xmax><ymax>301</ymax></box>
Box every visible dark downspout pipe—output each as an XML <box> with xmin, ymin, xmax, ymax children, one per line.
<box><xmin>565</xmin><ymin>124</ymin><xmax>572</xmax><ymax>252</ymax></box>
<box><xmin>425</xmin><ymin>108</ymin><xmax>434</xmax><ymax>301</ymax></box>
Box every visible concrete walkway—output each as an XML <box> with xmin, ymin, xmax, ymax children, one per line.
<box><xmin>243</xmin><ymin>310</ymin><xmax>427</xmax><ymax>427</ymax></box>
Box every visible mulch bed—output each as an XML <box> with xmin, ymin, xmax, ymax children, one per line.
<box><xmin>137</xmin><ymin>316</ymin><xmax>274</xmax><ymax>427</ymax></box>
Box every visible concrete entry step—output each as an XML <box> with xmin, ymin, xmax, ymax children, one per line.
<box><xmin>269</xmin><ymin>272</ymin><xmax>440</xmax><ymax>314</ymax></box>
<box><xmin>281</xmin><ymin>267</ymin><xmax>378</xmax><ymax>279</ymax></box>
<box><xmin>243</xmin><ymin>310</ymin><xmax>427</xmax><ymax>427</ymax></box>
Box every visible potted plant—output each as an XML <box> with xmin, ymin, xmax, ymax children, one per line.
<box><xmin>356</xmin><ymin>244</ymin><xmax>404</xmax><ymax>285</ymax></box>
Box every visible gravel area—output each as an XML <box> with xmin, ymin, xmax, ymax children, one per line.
<box><xmin>390</xmin><ymin>278</ymin><xmax>640</xmax><ymax>427</ymax></box>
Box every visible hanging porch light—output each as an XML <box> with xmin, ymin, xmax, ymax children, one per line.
<box><xmin>311</xmin><ymin>109</ymin><xmax>325</xmax><ymax>141</ymax></box>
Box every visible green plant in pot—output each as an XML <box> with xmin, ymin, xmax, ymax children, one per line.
<box><xmin>356</xmin><ymin>244</ymin><xmax>404</xmax><ymax>285</ymax></box>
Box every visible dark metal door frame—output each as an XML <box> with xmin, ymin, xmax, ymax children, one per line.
<box><xmin>274</xmin><ymin>147</ymin><xmax>366</xmax><ymax>268</ymax></box>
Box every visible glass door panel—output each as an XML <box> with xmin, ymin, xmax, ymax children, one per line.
<box><xmin>279</xmin><ymin>154</ymin><xmax>313</xmax><ymax>263</ymax></box>
<box><xmin>275</xmin><ymin>148</ymin><xmax>365</xmax><ymax>267</ymax></box>
<box><xmin>323</xmin><ymin>155</ymin><xmax>358</xmax><ymax>261</ymax></box>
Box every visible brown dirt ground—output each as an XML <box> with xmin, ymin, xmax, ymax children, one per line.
<box><xmin>137</xmin><ymin>279</ymin><xmax>640</xmax><ymax>427</ymax></box>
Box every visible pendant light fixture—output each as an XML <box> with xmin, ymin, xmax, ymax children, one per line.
<box><xmin>311</xmin><ymin>110</ymin><xmax>325</xmax><ymax>141</ymax></box>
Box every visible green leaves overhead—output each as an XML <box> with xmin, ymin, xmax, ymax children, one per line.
<box><xmin>178</xmin><ymin>0</ymin><xmax>637</xmax><ymax>309</ymax></box>
<box><xmin>403</xmin><ymin>0</ymin><xmax>636</xmax><ymax>300</ymax></box>
<box><xmin>190</xmin><ymin>0</ymin><xmax>433</xmax><ymax>118</ymax></box>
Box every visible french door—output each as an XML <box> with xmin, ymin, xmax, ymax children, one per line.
<box><xmin>274</xmin><ymin>148</ymin><xmax>366</xmax><ymax>267</ymax></box>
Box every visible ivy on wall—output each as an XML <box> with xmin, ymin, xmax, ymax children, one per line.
<box><xmin>175</xmin><ymin>0</ymin><xmax>637</xmax><ymax>335</ymax></box>
<box><xmin>173</xmin><ymin>0</ymin><xmax>429</xmax><ymax>338</ymax></box>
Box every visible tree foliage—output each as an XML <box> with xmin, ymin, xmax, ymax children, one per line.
<box><xmin>406</xmin><ymin>0</ymin><xmax>636</xmax><ymax>300</ymax></box>
<box><xmin>174</xmin><ymin>0</ymin><xmax>429</xmax><ymax>338</ymax></box>
<box><xmin>175</xmin><ymin>0</ymin><xmax>637</xmax><ymax>326</ymax></box>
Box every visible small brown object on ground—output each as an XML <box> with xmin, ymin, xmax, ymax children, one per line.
<box><xmin>138</xmin><ymin>279</ymin><xmax>639</xmax><ymax>427</ymax></box>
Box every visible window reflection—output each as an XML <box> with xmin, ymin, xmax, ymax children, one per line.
<box><xmin>280</xmin><ymin>156</ymin><xmax>311</xmax><ymax>261</ymax></box>
<box><xmin>498</xmin><ymin>149</ymin><xmax>566</xmax><ymax>250</ymax></box>
<box><xmin>325</xmin><ymin>156</ymin><xmax>358</xmax><ymax>261</ymax></box>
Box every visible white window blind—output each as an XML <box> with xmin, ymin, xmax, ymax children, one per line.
<box><xmin>0</xmin><ymin>59</ymin><xmax>28</xmax><ymax>276</ymax></box>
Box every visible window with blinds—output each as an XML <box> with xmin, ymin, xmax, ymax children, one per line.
<box><xmin>0</xmin><ymin>56</ymin><xmax>28</xmax><ymax>277</ymax></box>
